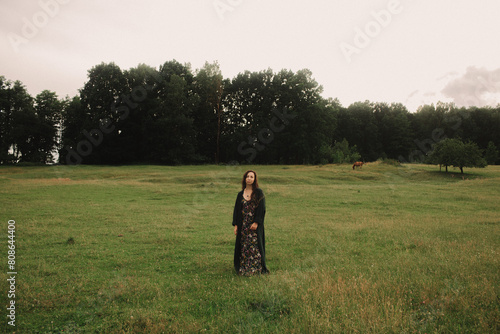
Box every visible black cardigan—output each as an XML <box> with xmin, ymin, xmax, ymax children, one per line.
<box><xmin>232</xmin><ymin>188</ymin><xmax>268</xmax><ymax>273</ymax></box>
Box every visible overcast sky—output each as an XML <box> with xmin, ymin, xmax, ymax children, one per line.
<box><xmin>1</xmin><ymin>0</ymin><xmax>499</xmax><ymax>112</ymax></box>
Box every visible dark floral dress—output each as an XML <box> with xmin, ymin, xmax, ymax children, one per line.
<box><xmin>238</xmin><ymin>198</ymin><xmax>263</xmax><ymax>276</ymax></box>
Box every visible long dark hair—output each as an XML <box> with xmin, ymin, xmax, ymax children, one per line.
<box><xmin>241</xmin><ymin>170</ymin><xmax>260</xmax><ymax>203</ymax></box>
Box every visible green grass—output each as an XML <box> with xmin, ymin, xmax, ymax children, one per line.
<box><xmin>0</xmin><ymin>163</ymin><xmax>498</xmax><ymax>333</ymax></box>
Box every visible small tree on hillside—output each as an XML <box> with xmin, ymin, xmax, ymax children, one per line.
<box><xmin>428</xmin><ymin>138</ymin><xmax>487</xmax><ymax>174</ymax></box>
<box><xmin>454</xmin><ymin>141</ymin><xmax>487</xmax><ymax>174</ymax></box>
<box><xmin>427</xmin><ymin>138</ymin><xmax>458</xmax><ymax>172</ymax></box>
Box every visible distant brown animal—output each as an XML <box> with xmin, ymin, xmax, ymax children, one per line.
<box><xmin>352</xmin><ymin>161</ymin><xmax>364</xmax><ymax>170</ymax></box>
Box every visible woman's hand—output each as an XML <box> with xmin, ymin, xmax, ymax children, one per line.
<box><xmin>250</xmin><ymin>223</ymin><xmax>258</xmax><ymax>231</ymax></box>
<box><xmin>234</xmin><ymin>225</ymin><xmax>238</xmax><ymax>235</ymax></box>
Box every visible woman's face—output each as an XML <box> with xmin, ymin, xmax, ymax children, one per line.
<box><xmin>245</xmin><ymin>172</ymin><xmax>255</xmax><ymax>186</ymax></box>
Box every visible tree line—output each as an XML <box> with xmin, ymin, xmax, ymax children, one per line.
<box><xmin>1</xmin><ymin>60</ymin><xmax>499</xmax><ymax>166</ymax></box>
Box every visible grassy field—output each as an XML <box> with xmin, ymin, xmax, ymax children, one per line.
<box><xmin>0</xmin><ymin>162</ymin><xmax>499</xmax><ymax>333</ymax></box>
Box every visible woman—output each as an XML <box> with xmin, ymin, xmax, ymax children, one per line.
<box><xmin>232</xmin><ymin>170</ymin><xmax>268</xmax><ymax>275</ymax></box>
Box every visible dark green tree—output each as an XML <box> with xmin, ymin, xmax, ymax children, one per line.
<box><xmin>120</xmin><ymin>63</ymin><xmax>161</xmax><ymax>163</ymax></box>
<box><xmin>78</xmin><ymin>62</ymin><xmax>128</xmax><ymax>164</ymax></box>
<box><xmin>373</xmin><ymin>102</ymin><xmax>412</xmax><ymax>159</ymax></box>
<box><xmin>454</xmin><ymin>140</ymin><xmax>487</xmax><ymax>174</ymax></box>
<box><xmin>142</xmin><ymin>60</ymin><xmax>198</xmax><ymax>164</ymax></box>
<box><xmin>427</xmin><ymin>138</ymin><xmax>458</xmax><ymax>172</ymax></box>
<box><xmin>6</xmin><ymin>81</ymin><xmax>37</xmax><ymax>162</ymax></box>
<box><xmin>193</xmin><ymin>61</ymin><xmax>224</xmax><ymax>163</ymax></box>
<box><xmin>0</xmin><ymin>76</ymin><xmax>15</xmax><ymax>163</ymax></box>
<box><xmin>336</xmin><ymin>101</ymin><xmax>380</xmax><ymax>161</ymax></box>
<box><xmin>428</xmin><ymin>138</ymin><xmax>487</xmax><ymax>174</ymax></box>
<box><xmin>331</xmin><ymin>138</ymin><xmax>361</xmax><ymax>163</ymax></box>
<box><xmin>459</xmin><ymin>107</ymin><xmax>500</xmax><ymax>156</ymax></box>
<box><xmin>484</xmin><ymin>141</ymin><xmax>499</xmax><ymax>165</ymax></box>
<box><xmin>34</xmin><ymin>90</ymin><xmax>63</xmax><ymax>163</ymax></box>
<box><xmin>222</xmin><ymin>68</ymin><xmax>329</xmax><ymax>164</ymax></box>
<box><xmin>275</xmin><ymin>69</ymin><xmax>330</xmax><ymax>164</ymax></box>
<box><xmin>221</xmin><ymin>69</ymin><xmax>276</xmax><ymax>163</ymax></box>
<box><xmin>11</xmin><ymin>105</ymin><xmax>38</xmax><ymax>162</ymax></box>
<box><xmin>59</xmin><ymin>96</ymin><xmax>85</xmax><ymax>164</ymax></box>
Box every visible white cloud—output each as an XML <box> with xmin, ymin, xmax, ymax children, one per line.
<box><xmin>441</xmin><ymin>67</ymin><xmax>500</xmax><ymax>108</ymax></box>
